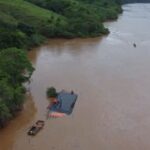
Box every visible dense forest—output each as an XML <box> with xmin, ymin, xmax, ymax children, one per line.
<box><xmin>0</xmin><ymin>0</ymin><xmax>122</xmax><ymax>127</ymax></box>
<box><xmin>0</xmin><ymin>48</ymin><xmax>34</xmax><ymax>127</ymax></box>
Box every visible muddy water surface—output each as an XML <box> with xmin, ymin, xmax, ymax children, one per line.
<box><xmin>1</xmin><ymin>3</ymin><xmax>150</xmax><ymax>150</ymax></box>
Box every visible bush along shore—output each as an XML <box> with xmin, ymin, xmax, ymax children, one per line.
<box><xmin>0</xmin><ymin>48</ymin><xmax>34</xmax><ymax>127</ymax></box>
<box><xmin>0</xmin><ymin>0</ymin><xmax>122</xmax><ymax>127</ymax></box>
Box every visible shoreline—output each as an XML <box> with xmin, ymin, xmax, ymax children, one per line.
<box><xmin>0</xmin><ymin>94</ymin><xmax>37</xmax><ymax>150</ymax></box>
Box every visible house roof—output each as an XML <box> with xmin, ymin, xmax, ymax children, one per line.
<box><xmin>50</xmin><ymin>91</ymin><xmax>78</xmax><ymax>115</ymax></box>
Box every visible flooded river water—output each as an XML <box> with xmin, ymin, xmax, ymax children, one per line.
<box><xmin>1</xmin><ymin>3</ymin><xmax>150</xmax><ymax>150</ymax></box>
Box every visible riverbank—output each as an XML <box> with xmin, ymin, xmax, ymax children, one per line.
<box><xmin>0</xmin><ymin>94</ymin><xmax>37</xmax><ymax>150</ymax></box>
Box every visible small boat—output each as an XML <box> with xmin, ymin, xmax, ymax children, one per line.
<box><xmin>133</xmin><ymin>43</ymin><xmax>136</xmax><ymax>47</ymax></box>
<box><xmin>27</xmin><ymin>120</ymin><xmax>44</xmax><ymax>136</ymax></box>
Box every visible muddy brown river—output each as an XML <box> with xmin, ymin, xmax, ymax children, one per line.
<box><xmin>1</xmin><ymin>3</ymin><xmax>150</xmax><ymax>150</ymax></box>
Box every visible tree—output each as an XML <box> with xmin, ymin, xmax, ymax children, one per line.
<box><xmin>0</xmin><ymin>48</ymin><xmax>34</xmax><ymax>87</ymax></box>
<box><xmin>46</xmin><ymin>87</ymin><xmax>57</xmax><ymax>98</ymax></box>
<box><xmin>0</xmin><ymin>48</ymin><xmax>34</xmax><ymax>127</ymax></box>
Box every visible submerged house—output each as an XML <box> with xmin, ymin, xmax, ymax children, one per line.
<box><xmin>49</xmin><ymin>91</ymin><xmax>78</xmax><ymax>117</ymax></box>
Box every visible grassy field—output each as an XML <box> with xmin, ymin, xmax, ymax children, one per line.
<box><xmin>0</xmin><ymin>0</ymin><xmax>68</xmax><ymax>26</ymax></box>
<box><xmin>0</xmin><ymin>0</ymin><xmax>69</xmax><ymax>49</ymax></box>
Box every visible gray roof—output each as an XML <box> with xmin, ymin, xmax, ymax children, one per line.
<box><xmin>50</xmin><ymin>91</ymin><xmax>78</xmax><ymax>115</ymax></box>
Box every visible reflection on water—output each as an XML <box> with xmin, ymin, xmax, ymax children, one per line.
<box><xmin>1</xmin><ymin>3</ymin><xmax>150</xmax><ymax>150</ymax></box>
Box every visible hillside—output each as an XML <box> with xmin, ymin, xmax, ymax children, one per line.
<box><xmin>0</xmin><ymin>0</ymin><xmax>68</xmax><ymax>49</ymax></box>
<box><xmin>0</xmin><ymin>0</ymin><xmax>122</xmax><ymax>50</ymax></box>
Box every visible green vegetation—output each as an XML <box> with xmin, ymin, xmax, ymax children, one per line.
<box><xmin>0</xmin><ymin>0</ymin><xmax>68</xmax><ymax>49</ymax></box>
<box><xmin>0</xmin><ymin>0</ymin><xmax>122</xmax><ymax>50</ymax></box>
<box><xmin>0</xmin><ymin>0</ymin><xmax>122</xmax><ymax>127</ymax></box>
<box><xmin>0</xmin><ymin>48</ymin><xmax>34</xmax><ymax>127</ymax></box>
<box><xmin>46</xmin><ymin>87</ymin><xmax>57</xmax><ymax>98</ymax></box>
<box><xmin>26</xmin><ymin>0</ymin><xmax>122</xmax><ymax>37</ymax></box>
